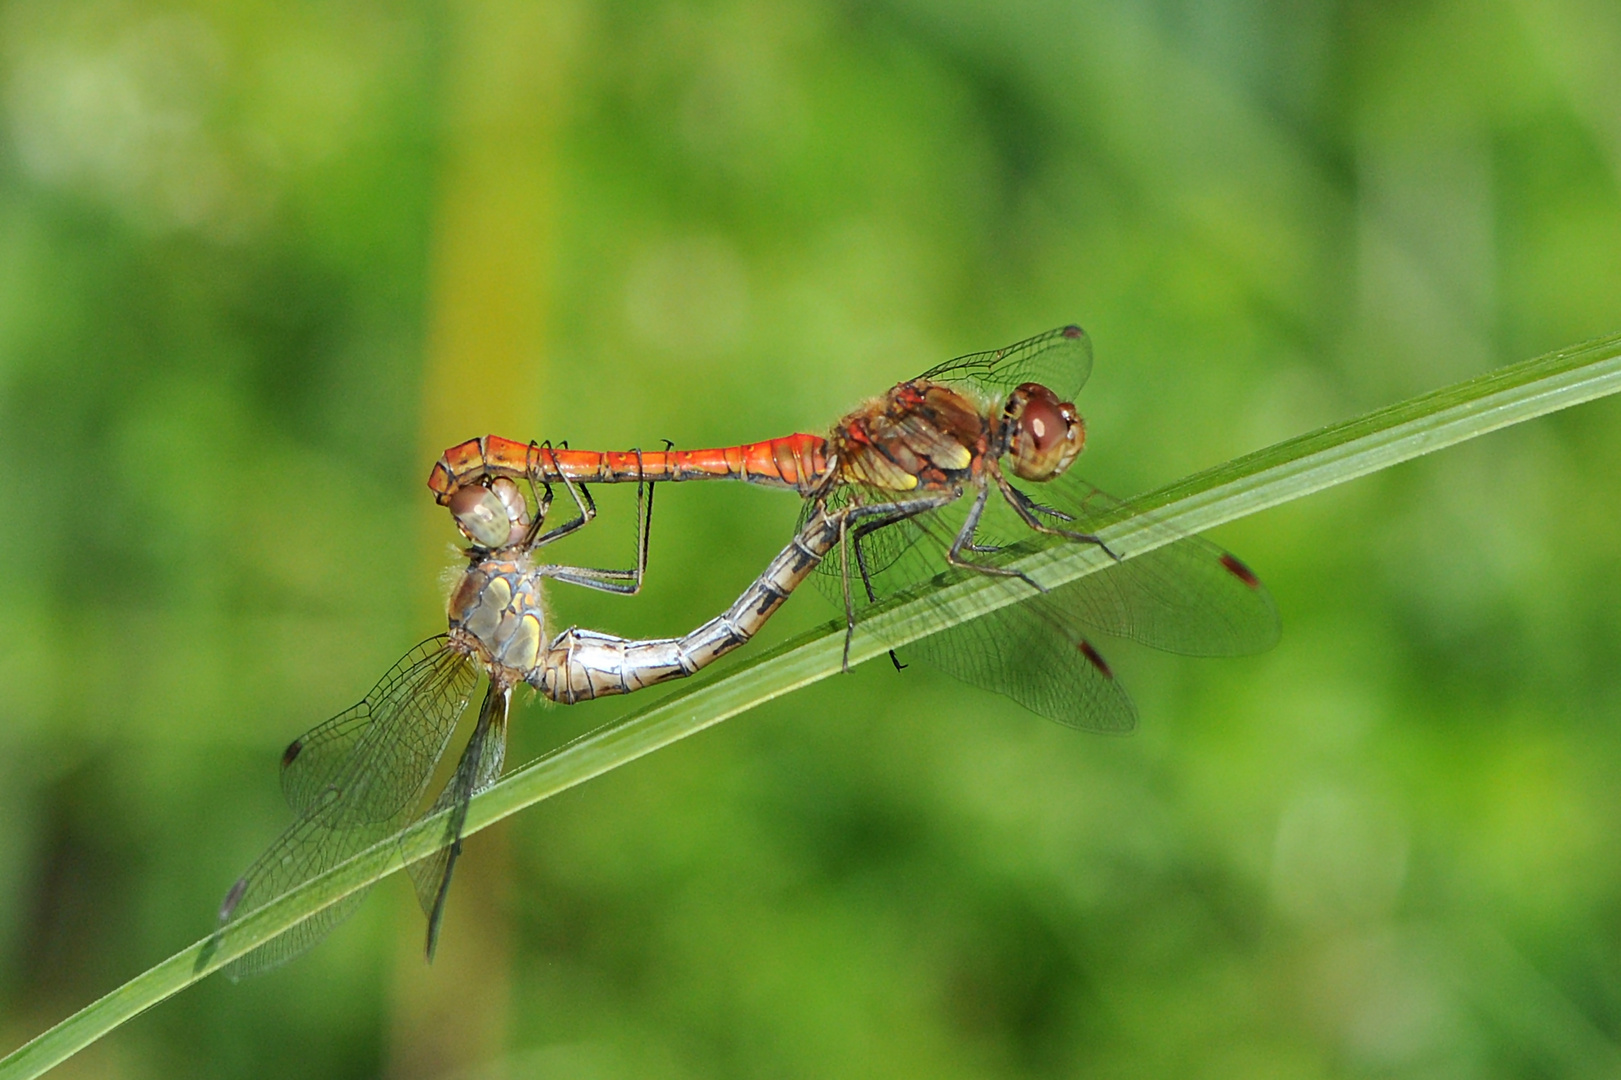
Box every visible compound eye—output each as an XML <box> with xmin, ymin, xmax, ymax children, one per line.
<box><xmin>489</xmin><ymin>478</ymin><xmax>530</xmax><ymax>529</ymax></box>
<box><xmin>448</xmin><ymin>484</ymin><xmax>513</xmax><ymax>548</ymax></box>
<box><xmin>1008</xmin><ymin>383</ymin><xmax>1085</xmax><ymax>481</ymax></box>
<box><xmin>1020</xmin><ymin>394</ymin><xmax>1066</xmax><ymax>453</ymax></box>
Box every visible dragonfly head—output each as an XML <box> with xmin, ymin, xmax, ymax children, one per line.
<box><xmin>1004</xmin><ymin>382</ymin><xmax>1085</xmax><ymax>481</ymax></box>
<box><xmin>448</xmin><ymin>478</ymin><xmax>529</xmax><ymax>549</ymax></box>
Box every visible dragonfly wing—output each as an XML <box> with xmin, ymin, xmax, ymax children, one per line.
<box><xmin>905</xmin><ymin>592</ymin><xmax>1138</xmax><ymax>733</ymax></box>
<box><xmin>800</xmin><ymin>486</ymin><xmax>929</xmax><ymax>608</ymax></box>
<box><xmin>280</xmin><ymin>637</ymin><xmax>476</xmax><ymax>820</ymax></box>
<box><xmin>218</xmin><ymin>643</ymin><xmax>478</xmax><ymax>978</ymax></box>
<box><xmin>915</xmin><ymin>325</ymin><xmax>1094</xmax><ymax>401</ymax></box>
<box><xmin>215</xmin><ymin>813</ymin><xmax>378</xmax><ymax>980</ymax></box>
<box><xmin>807</xmin><ymin>491</ymin><xmax>1134</xmax><ymax>730</ymax></box>
<box><xmin>406</xmin><ymin>683</ymin><xmax>510</xmax><ymax>961</ymax></box>
<box><xmin>809</xmin><ymin>472</ymin><xmax>1275</xmax><ymax>729</ymax></box>
<box><xmin>1024</xmin><ymin>474</ymin><xmax>1281</xmax><ymax>657</ymax></box>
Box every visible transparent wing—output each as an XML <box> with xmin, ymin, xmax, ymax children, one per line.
<box><xmin>1020</xmin><ymin>473</ymin><xmax>1281</xmax><ymax>656</ymax></box>
<box><xmin>217</xmin><ymin>641</ymin><xmax>478</xmax><ymax>978</ymax></box>
<box><xmin>406</xmin><ymin>683</ymin><xmax>510</xmax><ymax>961</ymax></box>
<box><xmin>915</xmin><ymin>324</ymin><xmax>1094</xmax><ymax>400</ymax></box>
<box><xmin>810</xmin><ymin>472</ymin><xmax>1278</xmax><ymax>730</ymax></box>
<box><xmin>904</xmin><ymin>585</ymin><xmax>1140</xmax><ymax>733</ymax></box>
<box><xmin>815</xmin><ymin>498</ymin><xmax>1137</xmax><ymax>732</ymax></box>
<box><xmin>279</xmin><ymin>637</ymin><xmax>477</xmax><ymax>820</ymax></box>
<box><xmin>798</xmin><ymin>484</ymin><xmax>926</xmax><ymax>592</ymax></box>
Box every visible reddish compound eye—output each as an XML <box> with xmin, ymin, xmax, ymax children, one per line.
<box><xmin>1020</xmin><ymin>394</ymin><xmax>1066</xmax><ymax>453</ymax></box>
<box><xmin>1007</xmin><ymin>383</ymin><xmax>1085</xmax><ymax>481</ymax></box>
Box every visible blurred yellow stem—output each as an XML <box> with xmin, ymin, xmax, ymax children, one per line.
<box><xmin>400</xmin><ymin>1</ymin><xmax>567</xmax><ymax>1075</ymax></box>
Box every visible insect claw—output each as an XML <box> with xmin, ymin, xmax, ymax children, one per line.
<box><xmin>1056</xmin><ymin>528</ymin><xmax>1119</xmax><ymax>561</ymax></box>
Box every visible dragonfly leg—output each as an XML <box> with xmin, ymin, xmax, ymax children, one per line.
<box><xmin>843</xmin><ymin>494</ymin><xmax>955</xmax><ymax>527</ymax></box>
<box><xmin>848</xmin><ymin>517</ymin><xmax>907</xmax><ymax>671</ymax></box>
<box><xmin>628</xmin><ymin>445</ymin><xmax>664</xmax><ymax>591</ymax></box>
<box><xmin>534</xmin><ymin>449</ymin><xmax>656</xmax><ymax>595</ymax></box>
<box><xmin>832</xmin><ymin>494</ymin><xmax>956</xmax><ymax>670</ymax></box>
<box><xmin>944</xmin><ymin>484</ymin><xmax>1046</xmax><ymax>592</ymax></box>
<box><xmin>1024</xmin><ymin>499</ymin><xmax>1074</xmax><ymax>522</ymax></box>
<box><xmin>517</xmin><ymin>440</ymin><xmax>559</xmax><ymax>542</ymax></box>
<box><xmin>838</xmin><ymin>511</ymin><xmax>856</xmax><ymax>672</ymax></box>
<box><xmin>998</xmin><ymin>473</ymin><xmax>1120</xmax><ymax>560</ymax></box>
<box><xmin>517</xmin><ymin>441</ymin><xmax>568</xmax><ymax>547</ymax></box>
<box><xmin>542</xmin><ymin>565</ymin><xmax>642</xmax><ymax>594</ymax></box>
<box><xmin>522</xmin><ymin>441</ymin><xmax>601</xmax><ymax>550</ymax></box>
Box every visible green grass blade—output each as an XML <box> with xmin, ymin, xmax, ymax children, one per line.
<box><xmin>6</xmin><ymin>328</ymin><xmax>1621</xmax><ymax>1079</ymax></box>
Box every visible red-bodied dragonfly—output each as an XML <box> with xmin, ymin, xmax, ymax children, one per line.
<box><xmin>426</xmin><ymin>325</ymin><xmax>1280</xmax><ymax>733</ymax></box>
<box><xmin>215</xmin><ymin>467</ymin><xmax>910</xmax><ymax>975</ymax></box>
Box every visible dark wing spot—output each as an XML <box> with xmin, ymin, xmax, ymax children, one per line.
<box><xmin>1062</xmin><ymin>324</ymin><xmax>1084</xmax><ymax>339</ymax></box>
<box><xmin>1077</xmin><ymin>640</ymin><xmax>1114</xmax><ymax>680</ymax></box>
<box><xmin>281</xmin><ymin>739</ymin><xmax>304</xmax><ymax>768</ymax></box>
<box><xmin>1219</xmin><ymin>552</ymin><xmax>1262</xmax><ymax>589</ymax></box>
<box><xmin>219</xmin><ymin>877</ymin><xmax>248</xmax><ymax>922</ymax></box>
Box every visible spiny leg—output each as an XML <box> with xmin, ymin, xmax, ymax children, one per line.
<box><xmin>627</xmin><ymin>443</ymin><xmax>667</xmax><ymax>592</ymax></box>
<box><xmin>832</xmin><ymin>494</ymin><xmax>956</xmax><ymax>671</ymax></box>
<box><xmin>944</xmin><ymin>483</ymin><xmax>1046</xmax><ymax>593</ymax></box>
<box><xmin>523</xmin><ymin>440</ymin><xmax>602</xmax><ymax>550</ymax></box>
<box><xmin>520</xmin><ymin>440</ymin><xmax>556</xmax><ymax>520</ymax></box>
<box><xmin>838</xmin><ymin>511</ymin><xmax>856</xmax><ymax>673</ymax></box>
<box><xmin>515</xmin><ymin>441</ymin><xmax>576</xmax><ymax>549</ymax></box>
<box><xmin>536</xmin><ymin>448</ymin><xmax>658</xmax><ymax>595</ymax></box>
<box><xmin>848</xmin><ymin>516</ymin><xmax>906</xmax><ymax>671</ymax></box>
<box><xmin>996</xmin><ymin>472</ymin><xmax>1120</xmax><ymax>560</ymax></box>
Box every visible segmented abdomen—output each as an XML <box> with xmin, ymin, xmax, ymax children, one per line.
<box><xmin>429</xmin><ymin>433</ymin><xmax>830</xmax><ymax>500</ymax></box>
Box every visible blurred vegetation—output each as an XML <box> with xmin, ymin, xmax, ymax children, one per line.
<box><xmin>3</xmin><ymin>0</ymin><xmax>1621</xmax><ymax>1077</ymax></box>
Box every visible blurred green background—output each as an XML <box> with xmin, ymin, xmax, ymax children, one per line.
<box><xmin>3</xmin><ymin>0</ymin><xmax>1621</xmax><ymax>1076</ymax></box>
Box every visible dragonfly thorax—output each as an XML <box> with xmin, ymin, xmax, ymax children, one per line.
<box><xmin>447</xmin><ymin>558</ymin><xmax>547</xmax><ymax>686</ymax></box>
<box><xmin>830</xmin><ymin>379</ymin><xmax>989</xmax><ymax>492</ymax></box>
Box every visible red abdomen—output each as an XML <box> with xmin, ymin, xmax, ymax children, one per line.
<box><xmin>429</xmin><ymin>433</ymin><xmax>831</xmax><ymax>501</ymax></box>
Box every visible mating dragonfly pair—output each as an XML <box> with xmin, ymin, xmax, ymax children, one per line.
<box><xmin>216</xmin><ymin>325</ymin><xmax>1280</xmax><ymax>975</ymax></box>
